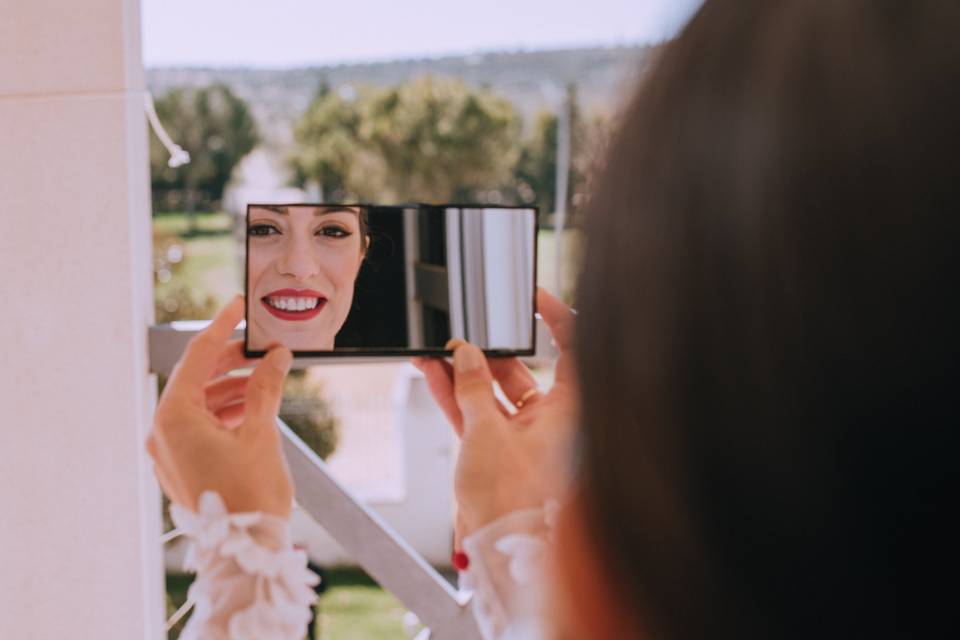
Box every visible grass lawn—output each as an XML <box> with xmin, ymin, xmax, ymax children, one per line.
<box><xmin>154</xmin><ymin>211</ymin><xmax>242</xmax><ymax>316</ymax></box>
<box><xmin>153</xmin><ymin>210</ymin><xmax>236</xmax><ymax>236</ymax></box>
<box><xmin>166</xmin><ymin>569</ymin><xmax>408</xmax><ymax>639</ymax></box>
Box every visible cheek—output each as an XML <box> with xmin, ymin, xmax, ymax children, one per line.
<box><xmin>248</xmin><ymin>244</ymin><xmax>279</xmax><ymax>290</ymax></box>
<box><xmin>321</xmin><ymin>248</ymin><xmax>363</xmax><ymax>290</ymax></box>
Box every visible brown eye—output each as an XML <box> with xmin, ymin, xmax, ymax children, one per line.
<box><xmin>249</xmin><ymin>224</ymin><xmax>280</xmax><ymax>237</ymax></box>
<box><xmin>317</xmin><ymin>226</ymin><xmax>352</xmax><ymax>238</ymax></box>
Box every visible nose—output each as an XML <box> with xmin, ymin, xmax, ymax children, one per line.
<box><xmin>276</xmin><ymin>234</ymin><xmax>319</xmax><ymax>281</ymax></box>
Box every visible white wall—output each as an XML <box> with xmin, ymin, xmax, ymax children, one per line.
<box><xmin>0</xmin><ymin>1</ymin><xmax>163</xmax><ymax>637</ymax></box>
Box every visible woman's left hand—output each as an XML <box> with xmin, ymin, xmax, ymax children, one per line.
<box><xmin>146</xmin><ymin>296</ymin><xmax>295</xmax><ymax>518</ymax></box>
<box><xmin>413</xmin><ymin>289</ymin><xmax>578</xmax><ymax>537</ymax></box>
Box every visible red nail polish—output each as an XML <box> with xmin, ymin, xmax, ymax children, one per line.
<box><xmin>452</xmin><ymin>551</ymin><xmax>470</xmax><ymax>571</ymax></box>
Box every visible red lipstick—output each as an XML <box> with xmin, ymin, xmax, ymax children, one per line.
<box><xmin>261</xmin><ymin>288</ymin><xmax>327</xmax><ymax>321</ymax></box>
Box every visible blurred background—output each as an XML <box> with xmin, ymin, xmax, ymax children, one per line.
<box><xmin>143</xmin><ymin>1</ymin><xmax>701</xmax><ymax>637</ymax></box>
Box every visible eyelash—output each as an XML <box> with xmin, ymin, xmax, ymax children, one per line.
<box><xmin>248</xmin><ymin>223</ymin><xmax>279</xmax><ymax>237</ymax></box>
<box><xmin>248</xmin><ymin>224</ymin><xmax>353</xmax><ymax>239</ymax></box>
<box><xmin>317</xmin><ymin>226</ymin><xmax>352</xmax><ymax>239</ymax></box>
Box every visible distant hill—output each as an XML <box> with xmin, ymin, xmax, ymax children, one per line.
<box><xmin>147</xmin><ymin>46</ymin><xmax>655</xmax><ymax>146</ymax></box>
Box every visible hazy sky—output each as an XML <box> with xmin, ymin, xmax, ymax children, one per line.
<box><xmin>142</xmin><ymin>0</ymin><xmax>703</xmax><ymax>68</ymax></box>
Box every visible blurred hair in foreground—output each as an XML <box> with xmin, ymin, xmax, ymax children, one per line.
<box><xmin>574</xmin><ymin>1</ymin><xmax>960</xmax><ymax>637</ymax></box>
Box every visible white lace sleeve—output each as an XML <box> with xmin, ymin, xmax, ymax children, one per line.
<box><xmin>460</xmin><ymin>502</ymin><xmax>558</xmax><ymax>640</ymax></box>
<box><xmin>169</xmin><ymin>492</ymin><xmax>319</xmax><ymax>640</ymax></box>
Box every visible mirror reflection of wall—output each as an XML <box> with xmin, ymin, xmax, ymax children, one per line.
<box><xmin>403</xmin><ymin>207</ymin><xmax>535</xmax><ymax>350</ymax></box>
<box><xmin>247</xmin><ymin>204</ymin><xmax>536</xmax><ymax>354</ymax></box>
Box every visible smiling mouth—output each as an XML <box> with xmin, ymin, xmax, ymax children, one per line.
<box><xmin>261</xmin><ymin>289</ymin><xmax>327</xmax><ymax>321</ymax></box>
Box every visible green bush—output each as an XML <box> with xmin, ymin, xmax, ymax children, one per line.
<box><xmin>281</xmin><ymin>372</ymin><xmax>340</xmax><ymax>460</ymax></box>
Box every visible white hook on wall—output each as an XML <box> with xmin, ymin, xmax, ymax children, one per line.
<box><xmin>144</xmin><ymin>92</ymin><xmax>191</xmax><ymax>168</ymax></box>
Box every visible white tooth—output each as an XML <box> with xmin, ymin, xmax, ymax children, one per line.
<box><xmin>270</xmin><ymin>297</ymin><xmax>281</xmax><ymax>309</ymax></box>
<box><xmin>305</xmin><ymin>298</ymin><xmax>317</xmax><ymax>309</ymax></box>
<box><xmin>285</xmin><ymin>297</ymin><xmax>295</xmax><ymax>309</ymax></box>
<box><xmin>295</xmin><ymin>298</ymin><xmax>304</xmax><ymax>311</ymax></box>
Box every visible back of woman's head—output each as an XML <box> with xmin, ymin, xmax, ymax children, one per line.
<box><xmin>574</xmin><ymin>1</ymin><xmax>959</xmax><ymax>636</ymax></box>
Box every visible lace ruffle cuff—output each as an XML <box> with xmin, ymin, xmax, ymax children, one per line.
<box><xmin>460</xmin><ymin>502</ymin><xmax>558</xmax><ymax>640</ymax></box>
<box><xmin>170</xmin><ymin>492</ymin><xmax>319</xmax><ymax>640</ymax></box>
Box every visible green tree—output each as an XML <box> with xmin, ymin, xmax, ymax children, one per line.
<box><xmin>291</xmin><ymin>77</ymin><xmax>521</xmax><ymax>202</ymax></box>
<box><xmin>150</xmin><ymin>84</ymin><xmax>259</xmax><ymax>222</ymax></box>
<box><xmin>510</xmin><ymin>85</ymin><xmax>612</xmax><ymax>224</ymax></box>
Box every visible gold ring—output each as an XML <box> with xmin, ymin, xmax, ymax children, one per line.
<box><xmin>515</xmin><ymin>387</ymin><xmax>540</xmax><ymax>409</ymax></box>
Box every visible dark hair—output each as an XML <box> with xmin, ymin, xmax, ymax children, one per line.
<box><xmin>574</xmin><ymin>1</ymin><xmax>959</xmax><ymax>637</ymax></box>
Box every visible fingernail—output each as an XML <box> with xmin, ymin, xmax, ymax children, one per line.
<box><xmin>445</xmin><ymin>338</ymin><xmax>466</xmax><ymax>350</ymax></box>
<box><xmin>454</xmin><ymin>344</ymin><xmax>483</xmax><ymax>373</ymax></box>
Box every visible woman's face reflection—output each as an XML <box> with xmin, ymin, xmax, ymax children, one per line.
<box><xmin>247</xmin><ymin>205</ymin><xmax>365</xmax><ymax>351</ymax></box>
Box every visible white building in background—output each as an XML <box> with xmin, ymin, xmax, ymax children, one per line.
<box><xmin>221</xmin><ymin>146</ymin><xmax>308</xmax><ymax>218</ymax></box>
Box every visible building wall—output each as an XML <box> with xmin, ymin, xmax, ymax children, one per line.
<box><xmin>0</xmin><ymin>1</ymin><xmax>163</xmax><ymax>637</ymax></box>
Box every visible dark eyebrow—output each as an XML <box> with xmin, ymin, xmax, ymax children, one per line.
<box><xmin>253</xmin><ymin>205</ymin><xmax>359</xmax><ymax>217</ymax></box>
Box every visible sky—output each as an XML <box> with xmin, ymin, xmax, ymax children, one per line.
<box><xmin>142</xmin><ymin>0</ymin><xmax>703</xmax><ymax>68</ymax></box>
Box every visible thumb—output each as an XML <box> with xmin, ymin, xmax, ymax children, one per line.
<box><xmin>243</xmin><ymin>346</ymin><xmax>293</xmax><ymax>428</ymax></box>
<box><xmin>452</xmin><ymin>343</ymin><xmax>501</xmax><ymax>432</ymax></box>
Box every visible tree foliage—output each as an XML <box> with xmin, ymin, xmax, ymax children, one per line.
<box><xmin>150</xmin><ymin>84</ymin><xmax>259</xmax><ymax>211</ymax></box>
<box><xmin>509</xmin><ymin>85</ymin><xmax>613</xmax><ymax>221</ymax></box>
<box><xmin>291</xmin><ymin>77</ymin><xmax>522</xmax><ymax>202</ymax></box>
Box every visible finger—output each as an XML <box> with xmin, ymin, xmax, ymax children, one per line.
<box><xmin>204</xmin><ymin>375</ymin><xmax>249</xmax><ymax>414</ymax></box>
<box><xmin>537</xmin><ymin>288</ymin><xmax>575</xmax><ymax>352</ymax></box>
<box><xmin>537</xmin><ymin>288</ymin><xmax>579</xmax><ymax>393</ymax></box>
<box><xmin>242</xmin><ymin>346</ymin><xmax>293</xmax><ymax>431</ymax></box>
<box><xmin>166</xmin><ymin>296</ymin><xmax>245</xmax><ymax>399</ymax></box>
<box><xmin>454</xmin><ymin>507</ymin><xmax>467</xmax><ymax>554</ymax></box>
<box><xmin>413</xmin><ymin>357</ymin><xmax>464</xmax><ymax>436</ymax></box>
<box><xmin>451</xmin><ymin>343</ymin><xmax>504</xmax><ymax>433</ymax></box>
<box><xmin>488</xmin><ymin>357</ymin><xmax>539</xmax><ymax>407</ymax></box>
<box><xmin>445</xmin><ymin>338</ymin><xmax>467</xmax><ymax>351</ymax></box>
<box><xmin>212</xmin><ymin>340</ymin><xmax>258</xmax><ymax>379</ymax></box>
<box><xmin>214</xmin><ymin>402</ymin><xmax>246</xmax><ymax>430</ymax></box>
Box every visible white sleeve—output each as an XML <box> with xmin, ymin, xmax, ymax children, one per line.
<box><xmin>169</xmin><ymin>492</ymin><xmax>319</xmax><ymax>640</ymax></box>
<box><xmin>460</xmin><ymin>502</ymin><xmax>558</xmax><ymax>640</ymax></box>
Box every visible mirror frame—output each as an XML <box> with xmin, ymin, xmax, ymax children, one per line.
<box><xmin>244</xmin><ymin>203</ymin><xmax>539</xmax><ymax>358</ymax></box>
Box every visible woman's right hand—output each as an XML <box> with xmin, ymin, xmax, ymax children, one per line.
<box><xmin>413</xmin><ymin>289</ymin><xmax>578</xmax><ymax>536</ymax></box>
<box><xmin>146</xmin><ymin>296</ymin><xmax>295</xmax><ymax>519</ymax></box>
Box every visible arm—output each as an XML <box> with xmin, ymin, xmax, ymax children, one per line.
<box><xmin>171</xmin><ymin>493</ymin><xmax>317</xmax><ymax>640</ymax></box>
<box><xmin>146</xmin><ymin>298</ymin><xmax>314</xmax><ymax>637</ymax></box>
<box><xmin>412</xmin><ymin>289</ymin><xmax>578</xmax><ymax>640</ymax></box>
